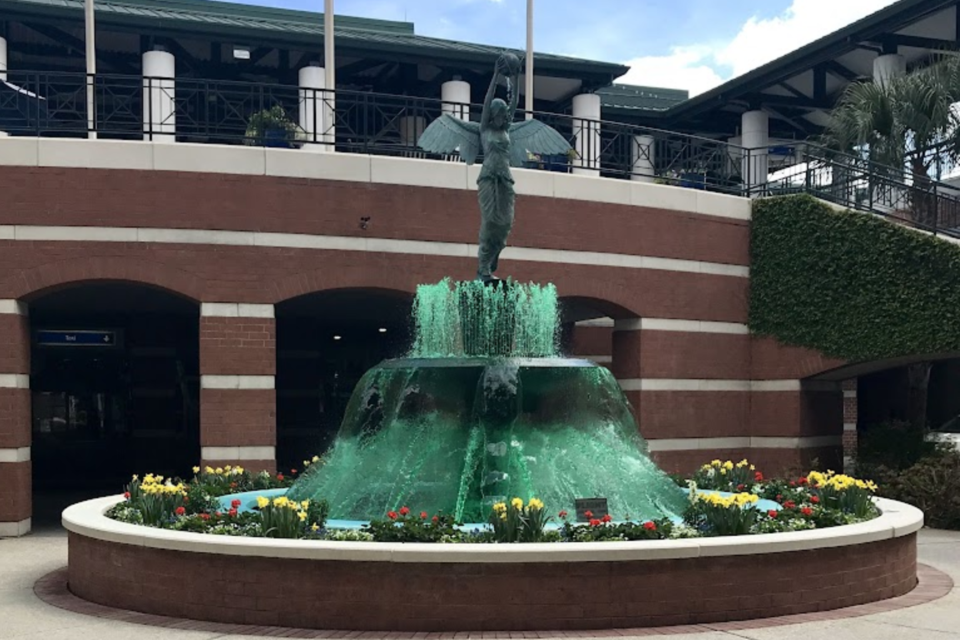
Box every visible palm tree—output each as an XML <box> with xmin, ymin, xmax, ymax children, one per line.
<box><xmin>824</xmin><ymin>54</ymin><xmax>960</xmax><ymax>228</ymax></box>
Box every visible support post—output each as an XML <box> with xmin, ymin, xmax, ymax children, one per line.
<box><xmin>142</xmin><ymin>48</ymin><xmax>176</xmax><ymax>142</ymax></box>
<box><xmin>572</xmin><ymin>93</ymin><xmax>601</xmax><ymax>177</ymax></box>
<box><xmin>298</xmin><ymin>63</ymin><xmax>326</xmax><ymax>151</ymax></box>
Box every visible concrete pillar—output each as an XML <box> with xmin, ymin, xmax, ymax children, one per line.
<box><xmin>199</xmin><ymin>303</ymin><xmax>277</xmax><ymax>474</ymax></box>
<box><xmin>0</xmin><ymin>36</ymin><xmax>7</xmax><ymax>82</ymax></box>
<box><xmin>631</xmin><ymin>134</ymin><xmax>655</xmax><ymax>183</ymax></box>
<box><xmin>142</xmin><ymin>48</ymin><xmax>175</xmax><ymax>142</ymax></box>
<box><xmin>441</xmin><ymin>79</ymin><xmax>470</xmax><ymax>121</ymax></box>
<box><xmin>873</xmin><ymin>54</ymin><xmax>906</xmax><ymax>86</ymax></box>
<box><xmin>298</xmin><ymin>64</ymin><xmax>327</xmax><ymax>151</ymax></box>
<box><xmin>572</xmin><ymin>93</ymin><xmax>601</xmax><ymax>176</ymax></box>
<box><xmin>741</xmin><ymin>110</ymin><xmax>769</xmax><ymax>192</ymax></box>
<box><xmin>0</xmin><ymin>301</ymin><xmax>31</xmax><ymax>537</ymax></box>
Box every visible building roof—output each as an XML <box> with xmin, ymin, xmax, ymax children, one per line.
<box><xmin>0</xmin><ymin>0</ymin><xmax>629</xmax><ymax>80</ymax></box>
<box><xmin>657</xmin><ymin>0</ymin><xmax>960</xmax><ymax>138</ymax></box>
<box><xmin>598</xmin><ymin>84</ymin><xmax>689</xmax><ymax>113</ymax></box>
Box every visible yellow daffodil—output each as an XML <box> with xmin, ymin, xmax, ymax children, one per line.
<box><xmin>192</xmin><ymin>466</ymin><xmax>200</xmax><ymax>474</ymax></box>
<box><xmin>527</xmin><ymin>498</ymin><xmax>544</xmax><ymax>511</ymax></box>
<box><xmin>298</xmin><ymin>511</ymin><xmax>307</xmax><ymax>521</ymax></box>
<box><xmin>311</xmin><ymin>523</ymin><xmax>320</xmax><ymax>532</ymax></box>
<box><xmin>256</xmin><ymin>496</ymin><xmax>270</xmax><ymax>509</ymax></box>
<box><xmin>312</xmin><ymin>455</ymin><xmax>320</xmax><ymax>463</ymax></box>
<box><xmin>511</xmin><ymin>497</ymin><xmax>524</xmax><ymax>510</ymax></box>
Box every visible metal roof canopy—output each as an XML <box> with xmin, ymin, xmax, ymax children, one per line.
<box><xmin>0</xmin><ymin>0</ymin><xmax>628</xmax><ymax>102</ymax></box>
<box><xmin>653</xmin><ymin>0</ymin><xmax>960</xmax><ymax>139</ymax></box>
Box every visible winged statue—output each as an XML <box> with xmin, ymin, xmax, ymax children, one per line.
<box><xmin>418</xmin><ymin>52</ymin><xmax>572</xmax><ymax>283</ymax></box>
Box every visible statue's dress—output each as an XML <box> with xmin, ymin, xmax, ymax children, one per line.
<box><xmin>477</xmin><ymin>128</ymin><xmax>516</xmax><ymax>280</ymax></box>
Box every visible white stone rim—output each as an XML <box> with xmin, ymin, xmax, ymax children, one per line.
<box><xmin>62</xmin><ymin>495</ymin><xmax>923</xmax><ymax>563</ymax></box>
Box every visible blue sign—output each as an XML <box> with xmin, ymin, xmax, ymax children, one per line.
<box><xmin>36</xmin><ymin>330</ymin><xmax>117</xmax><ymax>347</ymax></box>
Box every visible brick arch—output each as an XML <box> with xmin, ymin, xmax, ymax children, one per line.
<box><xmin>520</xmin><ymin>276</ymin><xmax>643</xmax><ymax>320</ymax></box>
<box><xmin>270</xmin><ymin>266</ymin><xmax>422</xmax><ymax>304</ymax></box>
<box><xmin>2</xmin><ymin>257</ymin><xmax>203</xmax><ymax>303</ymax></box>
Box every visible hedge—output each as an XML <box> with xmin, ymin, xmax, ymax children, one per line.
<box><xmin>749</xmin><ymin>194</ymin><xmax>960</xmax><ymax>362</ymax></box>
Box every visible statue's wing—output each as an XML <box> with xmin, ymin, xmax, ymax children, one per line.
<box><xmin>418</xmin><ymin>114</ymin><xmax>482</xmax><ymax>164</ymax></box>
<box><xmin>508</xmin><ymin>119</ymin><xmax>572</xmax><ymax>167</ymax></box>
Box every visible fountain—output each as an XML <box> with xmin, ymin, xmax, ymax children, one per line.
<box><xmin>287</xmin><ymin>278</ymin><xmax>687</xmax><ymax>524</ymax></box>
<box><xmin>61</xmin><ymin>51</ymin><xmax>922</xmax><ymax>634</ymax></box>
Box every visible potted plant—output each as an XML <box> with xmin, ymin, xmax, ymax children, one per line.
<box><xmin>245</xmin><ymin>105</ymin><xmax>301</xmax><ymax>148</ymax></box>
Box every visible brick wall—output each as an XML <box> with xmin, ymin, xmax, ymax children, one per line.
<box><xmin>68</xmin><ymin>531</ymin><xmax>917</xmax><ymax>631</ymax></box>
<box><xmin>199</xmin><ymin>318</ymin><xmax>276</xmax><ymax>376</ymax></box>
<box><xmin>0</xmin><ymin>166</ymin><xmax>849</xmax><ymax>523</ymax></box>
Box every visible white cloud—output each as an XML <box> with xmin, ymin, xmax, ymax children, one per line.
<box><xmin>617</xmin><ymin>46</ymin><xmax>725</xmax><ymax>95</ymax></box>
<box><xmin>619</xmin><ymin>0</ymin><xmax>900</xmax><ymax>96</ymax></box>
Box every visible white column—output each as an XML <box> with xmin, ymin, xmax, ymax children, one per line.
<box><xmin>741</xmin><ymin>110</ymin><xmax>769</xmax><ymax>192</ymax></box>
<box><xmin>0</xmin><ymin>36</ymin><xmax>7</xmax><ymax>82</ymax></box>
<box><xmin>324</xmin><ymin>0</ymin><xmax>336</xmax><ymax>151</ymax></box>
<box><xmin>142</xmin><ymin>49</ymin><xmax>175</xmax><ymax>142</ymax></box>
<box><xmin>631</xmin><ymin>134</ymin><xmax>655</xmax><ymax>182</ymax></box>
<box><xmin>298</xmin><ymin>64</ymin><xmax>326</xmax><ymax>152</ymax></box>
<box><xmin>572</xmin><ymin>93</ymin><xmax>601</xmax><ymax>177</ymax></box>
<box><xmin>441</xmin><ymin>79</ymin><xmax>470</xmax><ymax>120</ymax></box>
<box><xmin>400</xmin><ymin>115</ymin><xmax>425</xmax><ymax>149</ymax></box>
<box><xmin>873</xmin><ymin>54</ymin><xmax>906</xmax><ymax>86</ymax></box>
<box><xmin>525</xmin><ymin>0</ymin><xmax>534</xmax><ymax>119</ymax></box>
<box><xmin>84</xmin><ymin>0</ymin><xmax>96</xmax><ymax>139</ymax></box>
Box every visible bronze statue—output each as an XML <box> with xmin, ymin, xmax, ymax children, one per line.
<box><xmin>419</xmin><ymin>53</ymin><xmax>572</xmax><ymax>283</ymax></box>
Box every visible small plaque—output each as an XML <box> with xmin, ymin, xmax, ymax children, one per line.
<box><xmin>575</xmin><ymin>498</ymin><xmax>608</xmax><ymax>522</ymax></box>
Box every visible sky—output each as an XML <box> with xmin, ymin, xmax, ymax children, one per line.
<box><xmin>228</xmin><ymin>0</ymin><xmax>902</xmax><ymax>96</ymax></box>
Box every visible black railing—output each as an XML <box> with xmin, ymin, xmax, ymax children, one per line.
<box><xmin>0</xmin><ymin>71</ymin><xmax>756</xmax><ymax>195</ymax></box>
<box><xmin>756</xmin><ymin>142</ymin><xmax>960</xmax><ymax>238</ymax></box>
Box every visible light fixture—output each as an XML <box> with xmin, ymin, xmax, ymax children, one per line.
<box><xmin>333</xmin><ymin>335</ymin><xmax>342</xmax><ymax>341</ymax></box>
<box><xmin>232</xmin><ymin>46</ymin><xmax>251</xmax><ymax>60</ymax></box>
<box><xmin>378</xmin><ymin>327</ymin><xmax>387</xmax><ymax>333</ymax></box>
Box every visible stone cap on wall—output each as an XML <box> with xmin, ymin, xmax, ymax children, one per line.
<box><xmin>63</xmin><ymin>494</ymin><xmax>923</xmax><ymax>563</ymax></box>
<box><xmin>0</xmin><ymin>138</ymin><xmax>751</xmax><ymax>222</ymax></box>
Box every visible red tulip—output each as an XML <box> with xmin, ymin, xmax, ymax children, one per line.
<box><xmin>175</xmin><ymin>506</ymin><xmax>186</xmax><ymax>516</ymax></box>
<box><xmin>387</xmin><ymin>511</ymin><xmax>398</xmax><ymax>520</ymax></box>
<box><xmin>399</xmin><ymin>506</ymin><xmax>410</xmax><ymax>516</ymax></box>
<box><xmin>642</xmin><ymin>521</ymin><xmax>657</xmax><ymax>531</ymax></box>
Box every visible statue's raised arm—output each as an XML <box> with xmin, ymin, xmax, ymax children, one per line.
<box><xmin>419</xmin><ymin>52</ymin><xmax>572</xmax><ymax>283</ymax></box>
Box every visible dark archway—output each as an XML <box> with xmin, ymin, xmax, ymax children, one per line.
<box><xmin>28</xmin><ymin>281</ymin><xmax>200</xmax><ymax>522</ymax></box>
<box><xmin>557</xmin><ymin>296</ymin><xmax>633</xmax><ymax>360</ymax></box>
<box><xmin>275</xmin><ymin>288</ymin><xmax>413</xmax><ymax>471</ymax></box>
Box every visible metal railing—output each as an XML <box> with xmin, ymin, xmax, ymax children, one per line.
<box><xmin>0</xmin><ymin>71</ymin><xmax>756</xmax><ymax>195</ymax></box>
<box><xmin>6</xmin><ymin>69</ymin><xmax>958</xmax><ymax>230</ymax></box>
<box><xmin>756</xmin><ymin>142</ymin><xmax>960</xmax><ymax>238</ymax></box>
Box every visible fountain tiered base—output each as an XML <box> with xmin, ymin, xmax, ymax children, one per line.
<box><xmin>286</xmin><ymin>279</ymin><xmax>686</xmax><ymax>523</ymax></box>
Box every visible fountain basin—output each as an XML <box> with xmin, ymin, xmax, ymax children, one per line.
<box><xmin>63</xmin><ymin>495</ymin><xmax>922</xmax><ymax>632</ymax></box>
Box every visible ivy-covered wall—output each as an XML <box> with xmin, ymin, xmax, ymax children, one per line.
<box><xmin>750</xmin><ymin>195</ymin><xmax>960</xmax><ymax>362</ymax></box>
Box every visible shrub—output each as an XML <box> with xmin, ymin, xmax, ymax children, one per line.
<box><xmin>363</xmin><ymin>507</ymin><xmax>461</xmax><ymax>542</ymax></box>
<box><xmin>489</xmin><ymin>498</ymin><xmax>551</xmax><ymax>543</ymax></box>
<box><xmin>692</xmin><ymin>459</ymin><xmax>763</xmax><ymax>492</ymax></box>
<box><xmin>880</xmin><ymin>449</ymin><xmax>960</xmax><ymax>530</ymax></box>
<box><xmin>858</xmin><ymin>421</ymin><xmax>944</xmax><ymax>472</ymax></box>
<box><xmin>684</xmin><ymin>492</ymin><xmax>761</xmax><ymax>536</ymax></box>
<box><xmin>560</xmin><ymin>517</ymin><xmax>672</xmax><ymax>542</ymax></box>
<box><xmin>806</xmin><ymin>471</ymin><xmax>879</xmax><ymax>518</ymax></box>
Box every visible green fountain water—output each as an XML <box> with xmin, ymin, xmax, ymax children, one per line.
<box><xmin>287</xmin><ymin>279</ymin><xmax>687</xmax><ymax>523</ymax></box>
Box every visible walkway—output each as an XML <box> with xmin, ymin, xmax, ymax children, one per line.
<box><xmin>1</xmin><ymin>525</ymin><xmax>958</xmax><ymax>639</ymax></box>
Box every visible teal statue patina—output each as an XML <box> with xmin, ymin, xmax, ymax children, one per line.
<box><xmin>418</xmin><ymin>53</ymin><xmax>572</xmax><ymax>283</ymax></box>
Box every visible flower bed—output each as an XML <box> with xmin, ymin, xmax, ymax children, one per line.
<box><xmin>106</xmin><ymin>458</ymin><xmax>881</xmax><ymax>543</ymax></box>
